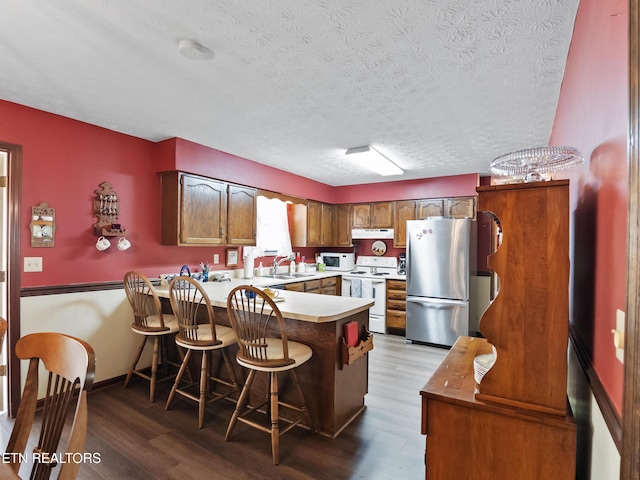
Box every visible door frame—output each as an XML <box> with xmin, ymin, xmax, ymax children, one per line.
<box><xmin>0</xmin><ymin>141</ymin><xmax>22</xmax><ymax>418</ymax></box>
<box><xmin>622</xmin><ymin>0</ymin><xmax>640</xmax><ymax>478</ymax></box>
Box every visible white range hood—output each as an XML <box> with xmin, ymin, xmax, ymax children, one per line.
<box><xmin>351</xmin><ymin>228</ymin><xmax>394</xmax><ymax>239</ymax></box>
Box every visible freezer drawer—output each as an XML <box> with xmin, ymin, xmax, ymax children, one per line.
<box><xmin>406</xmin><ymin>296</ymin><xmax>469</xmax><ymax>347</ymax></box>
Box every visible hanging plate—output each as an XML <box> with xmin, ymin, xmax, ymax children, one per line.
<box><xmin>372</xmin><ymin>240</ymin><xmax>387</xmax><ymax>256</ymax></box>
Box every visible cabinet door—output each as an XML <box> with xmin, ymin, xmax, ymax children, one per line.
<box><xmin>321</xmin><ymin>203</ymin><xmax>335</xmax><ymax>246</ymax></box>
<box><xmin>227</xmin><ymin>185</ymin><xmax>256</xmax><ymax>245</ymax></box>
<box><xmin>335</xmin><ymin>204</ymin><xmax>352</xmax><ymax>246</ymax></box>
<box><xmin>307</xmin><ymin>201</ymin><xmax>322</xmax><ymax>246</ymax></box>
<box><xmin>417</xmin><ymin>199</ymin><xmax>444</xmax><ymax>219</ymax></box>
<box><xmin>371</xmin><ymin>202</ymin><xmax>394</xmax><ymax>228</ymax></box>
<box><xmin>304</xmin><ymin>279</ymin><xmax>322</xmax><ymax>293</ymax></box>
<box><xmin>284</xmin><ymin>281</ymin><xmax>305</xmax><ymax>292</ymax></box>
<box><xmin>393</xmin><ymin>200</ymin><xmax>416</xmax><ymax>247</ymax></box>
<box><xmin>446</xmin><ymin>197</ymin><xmax>476</xmax><ymax>219</ymax></box>
<box><xmin>179</xmin><ymin>173</ymin><xmax>226</xmax><ymax>245</ymax></box>
<box><xmin>352</xmin><ymin>204</ymin><xmax>371</xmax><ymax>228</ymax></box>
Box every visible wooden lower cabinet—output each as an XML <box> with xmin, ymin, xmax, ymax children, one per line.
<box><xmin>284</xmin><ymin>276</ymin><xmax>340</xmax><ymax>295</ymax></box>
<box><xmin>321</xmin><ymin>276</ymin><xmax>339</xmax><ymax>295</ymax></box>
<box><xmin>305</xmin><ymin>279</ymin><xmax>321</xmax><ymax>294</ymax></box>
<box><xmin>421</xmin><ymin>337</ymin><xmax>576</xmax><ymax>480</ymax></box>
<box><xmin>385</xmin><ymin>279</ymin><xmax>406</xmax><ymax>331</ymax></box>
<box><xmin>284</xmin><ymin>281</ymin><xmax>305</xmax><ymax>292</ymax></box>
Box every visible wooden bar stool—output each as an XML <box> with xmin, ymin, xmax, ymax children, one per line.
<box><xmin>225</xmin><ymin>285</ymin><xmax>315</xmax><ymax>465</ymax></box>
<box><xmin>123</xmin><ymin>271</ymin><xmax>179</xmax><ymax>402</ymax></box>
<box><xmin>166</xmin><ymin>276</ymin><xmax>239</xmax><ymax>428</ymax></box>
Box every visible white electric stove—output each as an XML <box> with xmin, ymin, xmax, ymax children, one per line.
<box><xmin>341</xmin><ymin>256</ymin><xmax>398</xmax><ymax>333</ymax></box>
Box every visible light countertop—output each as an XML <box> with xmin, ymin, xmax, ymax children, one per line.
<box><xmin>155</xmin><ymin>272</ymin><xmax>374</xmax><ymax>324</ymax></box>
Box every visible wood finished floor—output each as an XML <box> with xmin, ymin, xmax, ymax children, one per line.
<box><xmin>0</xmin><ymin>334</ymin><xmax>447</xmax><ymax>480</ymax></box>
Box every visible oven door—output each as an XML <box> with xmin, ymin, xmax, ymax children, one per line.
<box><xmin>341</xmin><ymin>276</ymin><xmax>386</xmax><ymax>316</ymax></box>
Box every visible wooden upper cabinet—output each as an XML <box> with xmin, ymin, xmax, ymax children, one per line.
<box><xmin>393</xmin><ymin>200</ymin><xmax>416</xmax><ymax>247</ymax></box>
<box><xmin>307</xmin><ymin>200</ymin><xmax>323</xmax><ymax>246</ymax></box>
<box><xmin>446</xmin><ymin>197</ymin><xmax>476</xmax><ymax>219</ymax></box>
<box><xmin>227</xmin><ymin>185</ymin><xmax>257</xmax><ymax>245</ymax></box>
<box><xmin>416</xmin><ymin>199</ymin><xmax>444</xmax><ymax>219</ymax></box>
<box><xmin>307</xmin><ymin>201</ymin><xmax>339</xmax><ymax>247</ymax></box>
<box><xmin>334</xmin><ymin>204</ymin><xmax>352</xmax><ymax>246</ymax></box>
<box><xmin>321</xmin><ymin>203</ymin><xmax>335</xmax><ymax>246</ymax></box>
<box><xmin>352</xmin><ymin>204</ymin><xmax>371</xmax><ymax>228</ymax></box>
<box><xmin>161</xmin><ymin>171</ymin><xmax>226</xmax><ymax>245</ymax></box>
<box><xmin>371</xmin><ymin>202</ymin><xmax>393</xmax><ymax>228</ymax></box>
<box><xmin>352</xmin><ymin>202</ymin><xmax>393</xmax><ymax>228</ymax></box>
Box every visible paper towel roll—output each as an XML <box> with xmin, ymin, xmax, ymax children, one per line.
<box><xmin>243</xmin><ymin>247</ymin><xmax>256</xmax><ymax>279</ymax></box>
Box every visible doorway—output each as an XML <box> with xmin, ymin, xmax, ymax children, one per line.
<box><xmin>0</xmin><ymin>151</ymin><xmax>7</xmax><ymax>411</ymax></box>
<box><xmin>0</xmin><ymin>141</ymin><xmax>22</xmax><ymax>418</ymax></box>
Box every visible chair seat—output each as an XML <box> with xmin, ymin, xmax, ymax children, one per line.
<box><xmin>175</xmin><ymin>324</ymin><xmax>237</xmax><ymax>351</ymax></box>
<box><xmin>237</xmin><ymin>338</ymin><xmax>312</xmax><ymax>372</ymax></box>
<box><xmin>131</xmin><ymin>314</ymin><xmax>179</xmax><ymax>335</ymax></box>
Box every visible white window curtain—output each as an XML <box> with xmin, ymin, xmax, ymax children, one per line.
<box><xmin>256</xmin><ymin>196</ymin><xmax>293</xmax><ymax>257</ymax></box>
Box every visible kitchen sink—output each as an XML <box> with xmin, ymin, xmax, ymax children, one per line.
<box><xmin>259</xmin><ymin>273</ymin><xmax>316</xmax><ymax>280</ymax></box>
<box><xmin>259</xmin><ymin>274</ymin><xmax>297</xmax><ymax>280</ymax></box>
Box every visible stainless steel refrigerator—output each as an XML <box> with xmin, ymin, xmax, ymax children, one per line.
<box><xmin>406</xmin><ymin>217</ymin><xmax>470</xmax><ymax>347</ymax></box>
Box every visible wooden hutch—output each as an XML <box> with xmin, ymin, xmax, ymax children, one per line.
<box><xmin>420</xmin><ymin>180</ymin><xmax>576</xmax><ymax>479</ymax></box>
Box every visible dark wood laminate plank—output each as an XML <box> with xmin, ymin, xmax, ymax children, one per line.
<box><xmin>0</xmin><ymin>334</ymin><xmax>447</xmax><ymax>480</ymax></box>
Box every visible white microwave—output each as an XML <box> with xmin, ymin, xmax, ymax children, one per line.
<box><xmin>319</xmin><ymin>252</ymin><xmax>355</xmax><ymax>271</ymax></box>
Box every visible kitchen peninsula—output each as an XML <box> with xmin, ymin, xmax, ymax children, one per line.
<box><xmin>155</xmin><ymin>272</ymin><xmax>374</xmax><ymax>438</ymax></box>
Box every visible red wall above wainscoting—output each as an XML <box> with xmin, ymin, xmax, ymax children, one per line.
<box><xmin>1</xmin><ymin>99</ymin><xmax>482</xmax><ymax>288</ymax></box>
<box><xmin>156</xmin><ymin>137</ymin><xmax>336</xmax><ymax>203</ymax></box>
<box><xmin>549</xmin><ymin>0</ymin><xmax>628</xmax><ymax>416</ymax></box>
<box><xmin>334</xmin><ymin>174</ymin><xmax>479</xmax><ymax>204</ymax></box>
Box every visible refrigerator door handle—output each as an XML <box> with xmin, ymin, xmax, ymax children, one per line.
<box><xmin>406</xmin><ymin>296</ymin><xmax>468</xmax><ymax>307</ymax></box>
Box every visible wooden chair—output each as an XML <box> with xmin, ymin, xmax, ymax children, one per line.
<box><xmin>123</xmin><ymin>271</ymin><xmax>179</xmax><ymax>402</ymax></box>
<box><xmin>165</xmin><ymin>276</ymin><xmax>239</xmax><ymax>428</ymax></box>
<box><xmin>0</xmin><ymin>332</ymin><xmax>95</xmax><ymax>480</ymax></box>
<box><xmin>225</xmin><ymin>285</ymin><xmax>315</xmax><ymax>465</ymax></box>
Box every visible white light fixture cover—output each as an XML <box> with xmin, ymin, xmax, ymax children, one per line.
<box><xmin>345</xmin><ymin>146</ymin><xmax>403</xmax><ymax>176</ymax></box>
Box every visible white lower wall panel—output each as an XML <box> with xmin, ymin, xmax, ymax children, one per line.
<box><xmin>20</xmin><ymin>290</ymin><xmax>153</xmax><ymax>394</ymax></box>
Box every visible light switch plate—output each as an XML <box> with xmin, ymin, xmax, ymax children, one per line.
<box><xmin>615</xmin><ymin>309</ymin><xmax>625</xmax><ymax>363</ymax></box>
<box><xmin>213</xmin><ymin>254</ymin><xmax>219</xmax><ymax>264</ymax></box>
<box><xmin>24</xmin><ymin>257</ymin><xmax>43</xmax><ymax>272</ymax></box>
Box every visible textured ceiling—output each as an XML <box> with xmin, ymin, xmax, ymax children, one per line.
<box><xmin>0</xmin><ymin>0</ymin><xmax>579</xmax><ymax>186</ymax></box>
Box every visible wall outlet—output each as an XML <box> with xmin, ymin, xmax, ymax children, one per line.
<box><xmin>24</xmin><ymin>257</ymin><xmax>43</xmax><ymax>272</ymax></box>
<box><xmin>213</xmin><ymin>254</ymin><xmax>220</xmax><ymax>264</ymax></box>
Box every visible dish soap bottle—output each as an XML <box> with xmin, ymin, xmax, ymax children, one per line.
<box><xmin>257</xmin><ymin>262</ymin><xmax>264</xmax><ymax>276</ymax></box>
<box><xmin>289</xmin><ymin>259</ymin><xmax>296</xmax><ymax>274</ymax></box>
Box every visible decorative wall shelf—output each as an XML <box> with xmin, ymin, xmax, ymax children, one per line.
<box><xmin>93</xmin><ymin>181</ymin><xmax>127</xmax><ymax>236</ymax></box>
<box><xmin>30</xmin><ymin>202</ymin><xmax>56</xmax><ymax>248</ymax></box>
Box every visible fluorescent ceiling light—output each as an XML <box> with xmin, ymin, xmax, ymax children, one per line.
<box><xmin>345</xmin><ymin>146</ymin><xmax>403</xmax><ymax>176</ymax></box>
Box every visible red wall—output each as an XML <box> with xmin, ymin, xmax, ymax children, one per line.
<box><xmin>549</xmin><ymin>0</ymin><xmax>628</xmax><ymax>415</ymax></box>
<box><xmin>334</xmin><ymin>174</ymin><xmax>479</xmax><ymax>204</ymax></box>
<box><xmin>1</xmin><ymin>100</ymin><xmax>475</xmax><ymax>288</ymax></box>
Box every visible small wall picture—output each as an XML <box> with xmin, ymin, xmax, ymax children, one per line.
<box><xmin>226</xmin><ymin>248</ymin><xmax>239</xmax><ymax>266</ymax></box>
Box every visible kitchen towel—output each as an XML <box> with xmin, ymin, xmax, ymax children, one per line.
<box><xmin>351</xmin><ymin>278</ymin><xmax>362</xmax><ymax>298</ymax></box>
<box><xmin>361</xmin><ymin>279</ymin><xmax>374</xmax><ymax>299</ymax></box>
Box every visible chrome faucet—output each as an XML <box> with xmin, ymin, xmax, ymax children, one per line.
<box><xmin>271</xmin><ymin>254</ymin><xmax>294</xmax><ymax>276</ymax></box>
